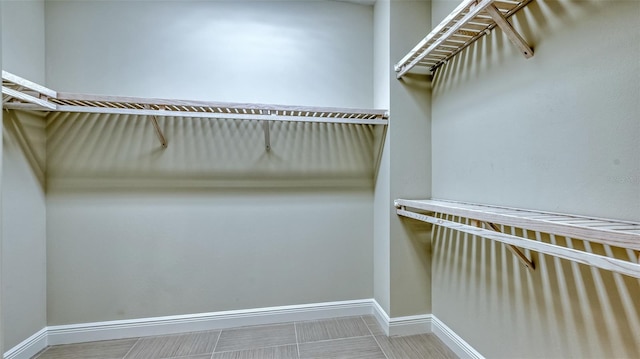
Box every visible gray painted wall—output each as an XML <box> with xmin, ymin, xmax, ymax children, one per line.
<box><xmin>4</xmin><ymin>1</ymin><xmax>635</xmax><ymax>357</ymax></box>
<box><xmin>431</xmin><ymin>0</ymin><xmax>640</xmax><ymax>357</ymax></box>
<box><xmin>387</xmin><ymin>0</ymin><xmax>432</xmax><ymax>318</ymax></box>
<box><xmin>431</xmin><ymin>0</ymin><xmax>640</xmax><ymax>220</ymax></box>
<box><xmin>373</xmin><ymin>0</ymin><xmax>391</xmax><ymax>316</ymax></box>
<box><xmin>44</xmin><ymin>0</ymin><xmax>376</xmax><ymax>325</ymax></box>
<box><xmin>45</xmin><ymin>0</ymin><xmax>373</xmax><ymax>108</ymax></box>
<box><xmin>47</xmin><ymin>189</ymin><xmax>373</xmax><ymax>324</ymax></box>
<box><xmin>2</xmin><ymin>111</ymin><xmax>47</xmax><ymax>350</ymax></box>
<box><xmin>373</xmin><ymin>0</ymin><xmax>432</xmax><ymax>319</ymax></box>
<box><xmin>2</xmin><ymin>0</ymin><xmax>45</xmax><ymax>82</ymax></box>
<box><xmin>0</xmin><ymin>1</ymin><xmax>3</xmax><ymax>353</ymax></box>
<box><xmin>1</xmin><ymin>0</ymin><xmax>48</xmax><ymax>351</ymax></box>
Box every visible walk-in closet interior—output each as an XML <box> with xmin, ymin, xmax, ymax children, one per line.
<box><xmin>1</xmin><ymin>0</ymin><xmax>639</xmax><ymax>358</ymax></box>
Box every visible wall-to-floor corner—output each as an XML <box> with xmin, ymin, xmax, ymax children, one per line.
<box><xmin>4</xmin><ymin>298</ymin><xmax>485</xmax><ymax>359</ymax></box>
<box><xmin>3</xmin><ymin>329</ymin><xmax>47</xmax><ymax>359</ymax></box>
<box><xmin>0</xmin><ymin>0</ymin><xmax>4</xmax><ymax>354</ymax></box>
<box><xmin>387</xmin><ymin>0</ymin><xmax>432</xmax><ymax>319</ymax></box>
<box><xmin>1</xmin><ymin>0</ymin><xmax>48</xmax><ymax>354</ymax></box>
<box><xmin>372</xmin><ymin>0</ymin><xmax>391</xmax><ymax>320</ymax></box>
<box><xmin>373</xmin><ymin>0</ymin><xmax>433</xmax><ymax>323</ymax></box>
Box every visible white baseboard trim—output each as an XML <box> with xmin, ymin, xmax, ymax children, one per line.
<box><xmin>3</xmin><ymin>328</ymin><xmax>48</xmax><ymax>359</ymax></box>
<box><xmin>389</xmin><ymin>314</ymin><xmax>433</xmax><ymax>336</ymax></box>
<box><xmin>371</xmin><ymin>299</ymin><xmax>432</xmax><ymax>337</ymax></box>
<box><xmin>371</xmin><ymin>299</ymin><xmax>390</xmax><ymax>336</ymax></box>
<box><xmin>431</xmin><ymin>316</ymin><xmax>484</xmax><ymax>359</ymax></box>
<box><xmin>47</xmin><ymin>299</ymin><xmax>373</xmax><ymax>345</ymax></box>
<box><xmin>5</xmin><ymin>299</ymin><xmax>483</xmax><ymax>359</ymax></box>
<box><xmin>370</xmin><ymin>300</ymin><xmax>482</xmax><ymax>357</ymax></box>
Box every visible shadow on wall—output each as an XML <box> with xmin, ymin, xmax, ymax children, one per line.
<box><xmin>431</xmin><ymin>0</ymin><xmax>606</xmax><ymax>96</ymax></box>
<box><xmin>432</xmin><ymin>214</ymin><xmax>640</xmax><ymax>358</ymax></box>
<box><xmin>45</xmin><ymin>111</ymin><xmax>377</xmax><ymax>190</ymax></box>
<box><xmin>3</xmin><ymin>110</ymin><xmax>46</xmax><ymax>188</ymax></box>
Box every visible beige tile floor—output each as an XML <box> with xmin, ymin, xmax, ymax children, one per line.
<box><xmin>34</xmin><ymin>315</ymin><xmax>458</xmax><ymax>359</ymax></box>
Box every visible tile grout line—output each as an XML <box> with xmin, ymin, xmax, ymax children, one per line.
<box><xmin>211</xmin><ymin>329</ymin><xmax>222</xmax><ymax>357</ymax></box>
<box><xmin>361</xmin><ymin>315</ymin><xmax>390</xmax><ymax>359</ymax></box>
<box><xmin>294</xmin><ymin>322</ymin><xmax>301</xmax><ymax>359</ymax></box>
<box><xmin>121</xmin><ymin>337</ymin><xmax>142</xmax><ymax>359</ymax></box>
<box><xmin>164</xmin><ymin>354</ymin><xmax>219</xmax><ymax>359</ymax></box>
<box><xmin>206</xmin><ymin>343</ymin><xmax>298</xmax><ymax>356</ymax></box>
<box><xmin>297</xmin><ymin>334</ymin><xmax>374</xmax><ymax>346</ymax></box>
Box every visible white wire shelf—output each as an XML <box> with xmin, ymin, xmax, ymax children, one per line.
<box><xmin>394</xmin><ymin>0</ymin><xmax>534</xmax><ymax>79</ymax></box>
<box><xmin>395</xmin><ymin>199</ymin><xmax>640</xmax><ymax>279</ymax></box>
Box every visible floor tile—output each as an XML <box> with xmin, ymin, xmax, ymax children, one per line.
<box><xmin>375</xmin><ymin>333</ymin><xmax>458</xmax><ymax>359</ymax></box>
<box><xmin>296</xmin><ymin>316</ymin><xmax>371</xmax><ymax>343</ymax></box>
<box><xmin>211</xmin><ymin>344</ymin><xmax>299</xmax><ymax>359</ymax></box>
<box><xmin>299</xmin><ymin>336</ymin><xmax>386</xmax><ymax>359</ymax></box>
<box><xmin>215</xmin><ymin>323</ymin><xmax>296</xmax><ymax>352</ymax></box>
<box><xmin>124</xmin><ymin>330</ymin><xmax>220</xmax><ymax>358</ymax></box>
<box><xmin>361</xmin><ymin>315</ymin><xmax>385</xmax><ymax>336</ymax></box>
<box><xmin>35</xmin><ymin>338</ymin><xmax>139</xmax><ymax>359</ymax></box>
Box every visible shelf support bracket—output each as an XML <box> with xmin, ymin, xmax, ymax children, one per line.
<box><xmin>263</xmin><ymin>110</ymin><xmax>271</xmax><ymax>152</ymax></box>
<box><xmin>484</xmin><ymin>4</ymin><xmax>534</xmax><ymax>59</ymax></box>
<box><xmin>144</xmin><ymin>105</ymin><xmax>167</xmax><ymax>148</ymax></box>
<box><xmin>150</xmin><ymin>115</ymin><xmax>168</xmax><ymax>149</ymax></box>
<box><xmin>263</xmin><ymin>121</ymin><xmax>271</xmax><ymax>151</ymax></box>
<box><xmin>472</xmin><ymin>220</ymin><xmax>535</xmax><ymax>271</ymax></box>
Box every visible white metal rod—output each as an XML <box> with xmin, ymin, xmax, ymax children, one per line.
<box><xmin>395</xmin><ymin>199</ymin><xmax>640</xmax><ymax>251</ymax></box>
<box><xmin>2</xmin><ymin>70</ymin><xmax>57</xmax><ymax>98</ymax></box>
<box><xmin>2</xmin><ymin>87</ymin><xmax>57</xmax><ymax>110</ymax></box>
<box><xmin>3</xmin><ymin>104</ymin><xmax>388</xmax><ymax>125</ymax></box>
<box><xmin>397</xmin><ymin>209</ymin><xmax>640</xmax><ymax>279</ymax></box>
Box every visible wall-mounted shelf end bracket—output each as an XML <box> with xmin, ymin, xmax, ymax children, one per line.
<box><xmin>263</xmin><ymin>110</ymin><xmax>272</xmax><ymax>152</ymax></box>
<box><xmin>2</xmin><ymin>70</ymin><xmax>58</xmax><ymax>110</ymax></box>
<box><xmin>484</xmin><ymin>4</ymin><xmax>534</xmax><ymax>59</ymax></box>
<box><xmin>144</xmin><ymin>105</ymin><xmax>168</xmax><ymax>149</ymax></box>
<box><xmin>471</xmin><ymin>219</ymin><xmax>535</xmax><ymax>270</ymax></box>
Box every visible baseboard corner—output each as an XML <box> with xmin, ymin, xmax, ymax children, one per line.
<box><xmin>431</xmin><ymin>315</ymin><xmax>484</xmax><ymax>359</ymax></box>
<box><xmin>371</xmin><ymin>299</ymin><xmax>390</xmax><ymax>336</ymax></box>
<box><xmin>4</xmin><ymin>328</ymin><xmax>48</xmax><ymax>359</ymax></box>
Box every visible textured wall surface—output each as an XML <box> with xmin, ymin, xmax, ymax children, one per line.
<box><xmin>373</xmin><ymin>0</ymin><xmax>432</xmax><ymax>319</ymax></box>
<box><xmin>373</xmin><ymin>0</ymin><xmax>391</xmax><ymax>316</ymax></box>
<box><xmin>1</xmin><ymin>0</ymin><xmax>48</xmax><ymax>350</ymax></box>
<box><xmin>431</xmin><ymin>0</ymin><xmax>640</xmax><ymax>357</ymax></box>
<box><xmin>44</xmin><ymin>0</ymin><xmax>377</xmax><ymax>325</ymax></box>
<box><xmin>45</xmin><ymin>0</ymin><xmax>374</xmax><ymax>108</ymax></box>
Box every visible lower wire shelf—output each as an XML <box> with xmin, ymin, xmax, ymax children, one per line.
<box><xmin>395</xmin><ymin>199</ymin><xmax>640</xmax><ymax>279</ymax></box>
